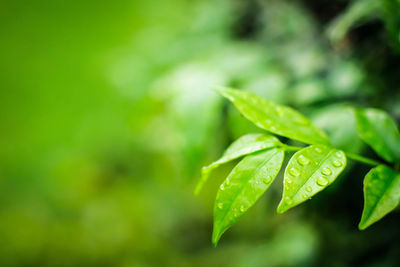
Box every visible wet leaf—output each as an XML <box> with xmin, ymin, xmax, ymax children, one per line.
<box><xmin>216</xmin><ymin>87</ymin><xmax>330</xmax><ymax>146</ymax></box>
<box><xmin>195</xmin><ymin>133</ymin><xmax>281</xmax><ymax>194</ymax></box>
<box><xmin>359</xmin><ymin>165</ymin><xmax>400</xmax><ymax>230</ymax></box>
<box><xmin>277</xmin><ymin>145</ymin><xmax>346</xmax><ymax>213</ymax></box>
<box><xmin>212</xmin><ymin>148</ymin><xmax>284</xmax><ymax>246</ymax></box>
<box><xmin>355</xmin><ymin>108</ymin><xmax>400</xmax><ymax>163</ymax></box>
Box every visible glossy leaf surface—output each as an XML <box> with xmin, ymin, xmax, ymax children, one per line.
<box><xmin>216</xmin><ymin>87</ymin><xmax>330</xmax><ymax>145</ymax></box>
<box><xmin>212</xmin><ymin>148</ymin><xmax>284</xmax><ymax>246</ymax></box>
<box><xmin>277</xmin><ymin>145</ymin><xmax>346</xmax><ymax>213</ymax></box>
<box><xmin>359</xmin><ymin>165</ymin><xmax>400</xmax><ymax>230</ymax></box>
<box><xmin>195</xmin><ymin>134</ymin><xmax>281</xmax><ymax>194</ymax></box>
<box><xmin>355</xmin><ymin>108</ymin><xmax>400</xmax><ymax>163</ymax></box>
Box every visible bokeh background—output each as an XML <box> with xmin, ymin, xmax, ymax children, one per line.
<box><xmin>1</xmin><ymin>0</ymin><xmax>400</xmax><ymax>266</ymax></box>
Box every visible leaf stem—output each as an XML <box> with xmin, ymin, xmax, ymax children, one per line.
<box><xmin>344</xmin><ymin>152</ymin><xmax>381</xmax><ymax>167</ymax></box>
<box><xmin>281</xmin><ymin>144</ymin><xmax>303</xmax><ymax>151</ymax></box>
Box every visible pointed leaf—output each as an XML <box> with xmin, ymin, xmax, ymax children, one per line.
<box><xmin>212</xmin><ymin>148</ymin><xmax>284</xmax><ymax>246</ymax></box>
<box><xmin>359</xmin><ymin>165</ymin><xmax>400</xmax><ymax>230</ymax></box>
<box><xmin>195</xmin><ymin>133</ymin><xmax>281</xmax><ymax>194</ymax></box>
<box><xmin>216</xmin><ymin>87</ymin><xmax>330</xmax><ymax>146</ymax></box>
<box><xmin>355</xmin><ymin>108</ymin><xmax>400</xmax><ymax>163</ymax></box>
<box><xmin>277</xmin><ymin>145</ymin><xmax>346</xmax><ymax>213</ymax></box>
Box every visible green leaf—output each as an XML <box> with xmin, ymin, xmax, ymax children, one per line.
<box><xmin>277</xmin><ymin>145</ymin><xmax>346</xmax><ymax>213</ymax></box>
<box><xmin>359</xmin><ymin>165</ymin><xmax>400</xmax><ymax>230</ymax></box>
<box><xmin>212</xmin><ymin>148</ymin><xmax>284</xmax><ymax>246</ymax></box>
<box><xmin>195</xmin><ymin>133</ymin><xmax>281</xmax><ymax>194</ymax></box>
<box><xmin>355</xmin><ymin>108</ymin><xmax>400</xmax><ymax>163</ymax></box>
<box><xmin>215</xmin><ymin>87</ymin><xmax>330</xmax><ymax>146</ymax></box>
<box><xmin>327</xmin><ymin>0</ymin><xmax>381</xmax><ymax>43</ymax></box>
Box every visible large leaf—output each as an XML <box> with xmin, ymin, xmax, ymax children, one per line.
<box><xmin>355</xmin><ymin>108</ymin><xmax>400</xmax><ymax>163</ymax></box>
<box><xmin>212</xmin><ymin>148</ymin><xmax>284</xmax><ymax>246</ymax></box>
<box><xmin>359</xmin><ymin>165</ymin><xmax>400</xmax><ymax>230</ymax></box>
<box><xmin>195</xmin><ymin>133</ymin><xmax>281</xmax><ymax>194</ymax></box>
<box><xmin>277</xmin><ymin>145</ymin><xmax>346</xmax><ymax>213</ymax></box>
<box><xmin>216</xmin><ymin>87</ymin><xmax>330</xmax><ymax>146</ymax></box>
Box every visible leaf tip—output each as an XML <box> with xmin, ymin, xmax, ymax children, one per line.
<box><xmin>211</xmin><ymin>229</ymin><xmax>221</xmax><ymax>247</ymax></box>
<box><xmin>276</xmin><ymin>202</ymin><xmax>288</xmax><ymax>214</ymax></box>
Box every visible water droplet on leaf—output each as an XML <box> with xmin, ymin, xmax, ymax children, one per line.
<box><xmin>316</xmin><ymin>177</ymin><xmax>329</xmax><ymax>186</ymax></box>
<box><xmin>321</xmin><ymin>167</ymin><xmax>332</xmax><ymax>176</ymax></box>
<box><xmin>217</xmin><ymin>203</ymin><xmax>223</xmax><ymax>209</ymax></box>
<box><xmin>314</xmin><ymin>147</ymin><xmax>323</xmax><ymax>153</ymax></box>
<box><xmin>263</xmin><ymin>176</ymin><xmax>272</xmax><ymax>184</ymax></box>
<box><xmin>306</xmin><ymin>186</ymin><xmax>312</xmax><ymax>192</ymax></box>
<box><xmin>289</xmin><ymin>168</ymin><xmax>300</xmax><ymax>177</ymax></box>
<box><xmin>297</xmin><ymin>155</ymin><xmax>310</xmax><ymax>166</ymax></box>
<box><xmin>332</xmin><ymin>160</ymin><xmax>342</xmax><ymax>167</ymax></box>
<box><xmin>220</xmin><ymin>184</ymin><xmax>225</xmax><ymax>190</ymax></box>
<box><xmin>240</xmin><ymin>205</ymin><xmax>245</xmax><ymax>212</ymax></box>
<box><xmin>335</xmin><ymin>151</ymin><xmax>343</xmax><ymax>158</ymax></box>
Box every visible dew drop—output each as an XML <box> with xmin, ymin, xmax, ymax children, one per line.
<box><xmin>220</xmin><ymin>184</ymin><xmax>225</xmax><ymax>190</ymax></box>
<box><xmin>240</xmin><ymin>205</ymin><xmax>245</xmax><ymax>212</ymax></box>
<box><xmin>314</xmin><ymin>147</ymin><xmax>323</xmax><ymax>153</ymax></box>
<box><xmin>297</xmin><ymin>155</ymin><xmax>310</xmax><ymax>166</ymax></box>
<box><xmin>288</xmin><ymin>168</ymin><xmax>300</xmax><ymax>177</ymax></box>
<box><xmin>263</xmin><ymin>176</ymin><xmax>272</xmax><ymax>184</ymax></box>
<box><xmin>316</xmin><ymin>177</ymin><xmax>329</xmax><ymax>186</ymax></box>
<box><xmin>226</xmin><ymin>179</ymin><xmax>230</xmax><ymax>185</ymax></box>
<box><xmin>332</xmin><ymin>160</ymin><xmax>343</xmax><ymax>167</ymax></box>
<box><xmin>287</xmin><ymin>178</ymin><xmax>292</xmax><ymax>184</ymax></box>
<box><xmin>285</xmin><ymin>197</ymin><xmax>293</xmax><ymax>205</ymax></box>
<box><xmin>306</xmin><ymin>186</ymin><xmax>312</xmax><ymax>192</ymax></box>
<box><xmin>217</xmin><ymin>203</ymin><xmax>223</xmax><ymax>209</ymax></box>
<box><xmin>335</xmin><ymin>151</ymin><xmax>343</xmax><ymax>158</ymax></box>
<box><xmin>302</xmin><ymin>193</ymin><xmax>308</xmax><ymax>199</ymax></box>
<box><xmin>321</xmin><ymin>167</ymin><xmax>332</xmax><ymax>176</ymax></box>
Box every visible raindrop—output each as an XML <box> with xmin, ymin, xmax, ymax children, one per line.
<box><xmin>302</xmin><ymin>193</ymin><xmax>308</xmax><ymax>199</ymax></box>
<box><xmin>321</xmin><ymin>167</ymin><xmax>332</xmax><ymax>176</ymax></box>
<box><xmin>289</xmin><ymin>168</ymin><xmax>300</xmax><ymax>177</ymax></box>
<box><xmin>240</xmin><ymin>205</ymin><xmax>245</xmax><ymax>212</ymax></box>
<box><xmin>285</xmin><ymin>197</ymin><xmax>293</xmax><ymax>205</ymax></box>
<box><xmin>332</xmin><ymin>160</ymin><xmax>342</xmax><ymax>167</ymax></box>
<box><xmin>335</xmin><ymin>151</ymin><xmax>343</xmax><ymax>158</ymax></box>
<box><xmin>314</xmin><ymin>147</ymin><xmax>323</xmax><ymax>153</ymax></box>
<box><xmin>287</xmin><ymin>178</ymin><xmax>293</xmax><ymax>184</ymax></box>
<box><xmin>297</xmin><ymin>155</ymin><xmax>310</xmax><ymax>166</ymax></box>
<box><xmin>306</xmin><ymin>186</ymin><xmax>312</xmax><ymax>192</ymax></box>
<box><xmin>217</xmin><ymin>203</ymin><xmax>223</xmax><ymax>209</ymax></box>
<box><xmin>226</xmin><ymin>179</ymin><xmax>230</xmax><ymax>185</ymax></box>
<box><xmin>317</xmin><ymin>177</ymin><xmax>329</xmax><ymax>186</ymax></box>
<box><xmin>220</xmin><ymin>184</ymin><xmax>225</xmax><ymax>190</ymax></box>
<box><xmin>263</xmin><ymin>176</ymin><xmax>272</xmax><ymax>184</ymax></box>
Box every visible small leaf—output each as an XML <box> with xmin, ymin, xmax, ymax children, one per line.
<box><xmin>277</xmin><ymin>145</ymin><xmax>346</xmax><ymax>213</ymax></box>
<box><xmin>195</xmin><ymin>133</ymin><xmax>281</xmax><ymax>194</ymax></box>
<box><xmin>215</xmin><ymin>87</ymin><xmax>330</xmax><ymax>146</ymax></box>
<box><xmin>212</xmin><ymin>148</ymin><xmax>284</xmax><ymax>246</ymax></box>
<box><xmin>359</xmin><ymin>165</ymin><xmax>400</xmax><ymax>230</ymax></box>
<box><xmin>355</xmin><ymin>108</ymin><xmax>400</xmax><ymax>163</ymax></box>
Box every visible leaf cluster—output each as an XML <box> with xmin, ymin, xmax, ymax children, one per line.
<box><xmin>196</xmin><ymin>87</ymin><xmax>400</xmax><ymax>246</ymax></box>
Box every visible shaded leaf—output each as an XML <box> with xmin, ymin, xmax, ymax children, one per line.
<box><xmin>195</xmin><ymin>133</ymin><xmax>281</xmax><ymax>194</ymax></box>
<box><xmin>359</xmin><ymin>165</ymin><xmax>400</xmax><ymax>230</ymax></box>
<box><xmin>212</xmin><ymin>148</ymin><xmax>285</xmax><ymax>246</ymax></box>
<box><xmin>277</xmin><ymin>145</ymin><xmax>346</xmax><ymax>213</ymax></box>
<box><xmin>355</xmin><ymin>108</ymin><xmax>400</xmax><ymax>163</ymax></box>
<box><xmin>216</xmin><ymin>87</ymin><xmax>330</xmax><ymax>145</ymax></box>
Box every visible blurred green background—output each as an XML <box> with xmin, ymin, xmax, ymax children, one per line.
<box><xmin>1</xmin><ymin>0</ymin><xmax>400</xmax><ymax>266</ymax></box>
